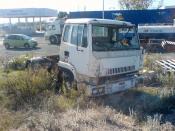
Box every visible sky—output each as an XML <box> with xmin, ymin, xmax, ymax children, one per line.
<box><xmin>0</xmin><ymin>0</ymin><xmax>174</xmax><ymax>11</ymax></box>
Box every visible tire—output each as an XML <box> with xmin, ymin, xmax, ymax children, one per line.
<box><xmin>49</xmin><ymin>35</ymin><xmax>58</xmax><ymax>44</ymax></box>
<box><xmin>24</xmin><ymin>43</ymin><xmax>30</xmax><ymax>49</ymax></box>
<box><xmin>4</xmin><ymin>43</ymin><xmax>10</xmax><ymax>49</ymax></box>
<box><xmin>61</xmin><ymin>68</ymin><xmax>75</xmax><ymax>89</ymax></box>
<box><xmin>57</xmin><ymin>35</ymin><xmax>61</xmax><ymax>45</ymax></box>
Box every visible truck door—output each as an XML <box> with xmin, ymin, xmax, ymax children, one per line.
<box><xmin>60</xmin><ymin>24</ymin><xmax>71</xmax><ymax>61</ymax></box>
<box><xmin>69</xmin><ymin>24</ymin><xmax>89</xmax><ymax>75</ymax></box>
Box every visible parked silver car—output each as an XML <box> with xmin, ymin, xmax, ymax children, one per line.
<box><xmin>3</xmin><ymin>34</ymin><xmax>38</xmax><ymax>49</ymax></box>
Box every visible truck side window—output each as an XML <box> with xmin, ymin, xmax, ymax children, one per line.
<box><xmin>52</xmin><ymin>25</ymin><xmax>56</xmax><ymax>30</ymax></box>
<box><xmin>48</xmin><ymin>25</ymin><xmax>52</xmax><ymax>30</ymax></box>
<box><xmin>71</xmin><ymin>25</ymin><xmax>78</xmax><ymax>45</ymax></box>
<box><xmin>63</xmin><ymin>25</ymin><xmax>70</xmax><ymax>42</ymax></box>
<box><xmin>82</xmin><ymin>25</ymin><xmax>88</xmax><ymax>48</ymax></box>
<box><xmin>77</xmin><ymin>25</ymin><xmax>84</xmax><ymax>46</ymax></box>
<box><xmin>70</xmin><ymin>24</ymin><xmax>88</xmax><ymax>48</ymax></box>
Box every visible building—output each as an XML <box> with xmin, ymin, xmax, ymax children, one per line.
<box><xmin>0</xmin><ymin>8</ymin><xmax>58</xmax><ymax>36</ymax></box>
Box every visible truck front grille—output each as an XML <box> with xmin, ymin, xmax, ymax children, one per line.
<box><xmin>98</xmin><ymin>71</ymin><xmax>138</xmax><ymax>85</ymax></box>
<box><xmin>106</xmin><ymin>66</ymin><xmax>135</xmax><ymax>75</ymax></box>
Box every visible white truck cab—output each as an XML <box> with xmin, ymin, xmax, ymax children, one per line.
<box><xmin>44</xmin><ymin>19</ymin><xmax>64</xmax><ymax>44</ymax></box>
<box><xmin>58</xmin><ymin>18</ymin><xmax>144</xmax><ymax>96</ymax></box>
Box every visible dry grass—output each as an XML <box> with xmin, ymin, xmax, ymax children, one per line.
<box><xmin>1</xmin><ymin>106</ymin><xmax>174</xmax><ymax>131</ymax></box>
<box><xmin>144</xmin><ymin>53</ymin><xmax>162</xmax><ymax>71</ymax></box>
<box><xmin>8</xmin><ymin>106</ymin><xmax>138</xmax><ymax>131</ymax></box>
<box><xmin>0</xmin><ymin>54</ymin><xmax>175</xmax><ymax>130</ymax></box>
<box><xmin>143</xmin><ymin>114</ymin><xmax>175</xmax><ymax>131</ymax></box>
<box><xmin>0</xmin><ymin>108</ymin><xmax>26</xmax><ymax>131</ymax></box>
<box><xmin>0</xmin><ymin>69</ymin><xmax>54</xmax><ymax>110</ymax></box>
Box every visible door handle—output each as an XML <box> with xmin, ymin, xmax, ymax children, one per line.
<box><xmin>64</xmin><ymin>51</ymin><xmax>69</xmax><ymax>57</ymax></box>
<box><xmin>77</xmin><ymin>49</ymin><xmax>84</xmax><ymax>52</ymax></box>
<box><xmin>77</xmin><ymin>46</ymin><xmax>84</xmax><ymax>52</ymax></box>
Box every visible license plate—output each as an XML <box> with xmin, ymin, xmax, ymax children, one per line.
<box><xmin>118</xmin><ymin>81</ymin><xmax>125</xmax><ymax>89</ymax></box>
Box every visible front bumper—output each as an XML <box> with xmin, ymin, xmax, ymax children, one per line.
<box><xmin>86</xmin><ymin>76</ymin><xmax>137</xmax><ymax>96</ymax></box>
<box><xmin>31</xmin><ymin>42</ymin><xmax>38</xmax><ymax>47</ymax></box>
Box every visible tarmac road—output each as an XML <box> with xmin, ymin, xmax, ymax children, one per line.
<box><xmin>0</xmin><ymin>37</ymin><xmax>59</xmax><ymax>59</ymax></box>
<box><xmin>0</xmin><ymin>37</ymin><xmax>175</xmax><ymax>60</ymax></box>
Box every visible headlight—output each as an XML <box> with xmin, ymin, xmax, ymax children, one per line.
<box><xmin>88</xmin><ymin>77</ymin><xmax>98</xmax><ymax>85</ymax></box>
<box><xmin>92</xmin><ymin>86</ymin><xmax>105</xmax><ymax>95</ymax></box>
<box><xmin>32</xmin><ymin>41</ymin><xmax>37</xmax><ymax>45</ymax></box>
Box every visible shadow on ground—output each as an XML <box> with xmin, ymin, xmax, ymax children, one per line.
<box><xmin>94</xmin><ymin>87</ymin><xmax>175</xmax><ymax>124</ymax></box>
<box><xmin>6</xmin><ymin>47</ymin><xmax>41</xmax><ymax>51</ymax></box>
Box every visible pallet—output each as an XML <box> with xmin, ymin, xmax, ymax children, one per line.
<box><xmin>156</xmin><ymin>59</ymin><xmax>175</xmax><ymax>72</ymax></box>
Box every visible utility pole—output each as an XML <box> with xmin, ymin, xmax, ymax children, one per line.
<box><xmin>157</xmin><ymin>0</ymin><xmax>164</xmax><ymax>9</ymax></box>
<box><xmin>102</xmin><ymin>0</ymin><xmax>104</xmax><ymax>19</ymax></box>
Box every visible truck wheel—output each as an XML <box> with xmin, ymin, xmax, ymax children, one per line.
<box><xmin>4</xmin><ymin>43</ymin><xmax>10</xmax><ymax>49</ymax></box>
<box><xmin>49</xmin><ymin>36</ymin><xmax>58</xmax><ymax>44</ymax></box>
<box><xmin>57</xmin><ymin>35</ymin><xmax>61</xmax><ymax>45</ymax></box>
<box><xmin>61</xmin><ymin>69</ymin><xmax>75</xmax><ymax>89</ymax></box>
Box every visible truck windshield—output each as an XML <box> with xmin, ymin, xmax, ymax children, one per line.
<box><xmin>92</xmin><ymin>24</ymin><xmax>140</xmax><ymax>51</ymax></box>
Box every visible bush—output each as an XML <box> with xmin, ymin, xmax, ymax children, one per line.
<box><xmin>6</xmin><ymin>55</ymin><xmax>30</xmax><ymax>71</ymax></box>
<box><xmin>46</xmin><ymin>95</ymin><xmax>77</xmax><ymax>112</ymax></box>
<box><xmin>0</xmin><ymin>67</ymin><xmax>87</xmax><ymax>112</ymax></box>
<box><xmin>1</xmin><ymin>69</ymin><xmax>55</xmax><ymax>110</ymax></box>
<box><xmin>144</xmin><ymin>54</ymin><xmax>161</xmax><ymax>71</ymax></box>
<box><xmin>158</xmin><ymin>72</ymin><xmax>175</xmax><ymax>88</ymax></box>
<box><xmin>1</xmin><ymin>54</ymin><xmax>33</xmax><ymax>72</ymax></box>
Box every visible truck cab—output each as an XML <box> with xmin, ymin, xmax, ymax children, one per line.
<box><xmin>58</xmin><ymin>18</ymin><xmax>144</xmax><ymax>96</ymax></box>
<box><xmin>44</xmin><ymin>19</ymin><xmax>64</xmax><ymax>44</ymax></box>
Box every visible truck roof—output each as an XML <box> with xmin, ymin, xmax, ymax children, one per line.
<box><xmin>65</xmin><ymin>18</ymin><xmax>134</xmax><ymax>26</ymax></box>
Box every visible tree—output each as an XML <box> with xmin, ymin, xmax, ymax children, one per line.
<box><xmin>57</xmin><ymin>12</ymin><xmax>68</xmax><ymax>19</ymax></box>
<box><xmin>119</xmin><ymin>0</ymin><xmax>153</xmax><ymax>10</ymax></box>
